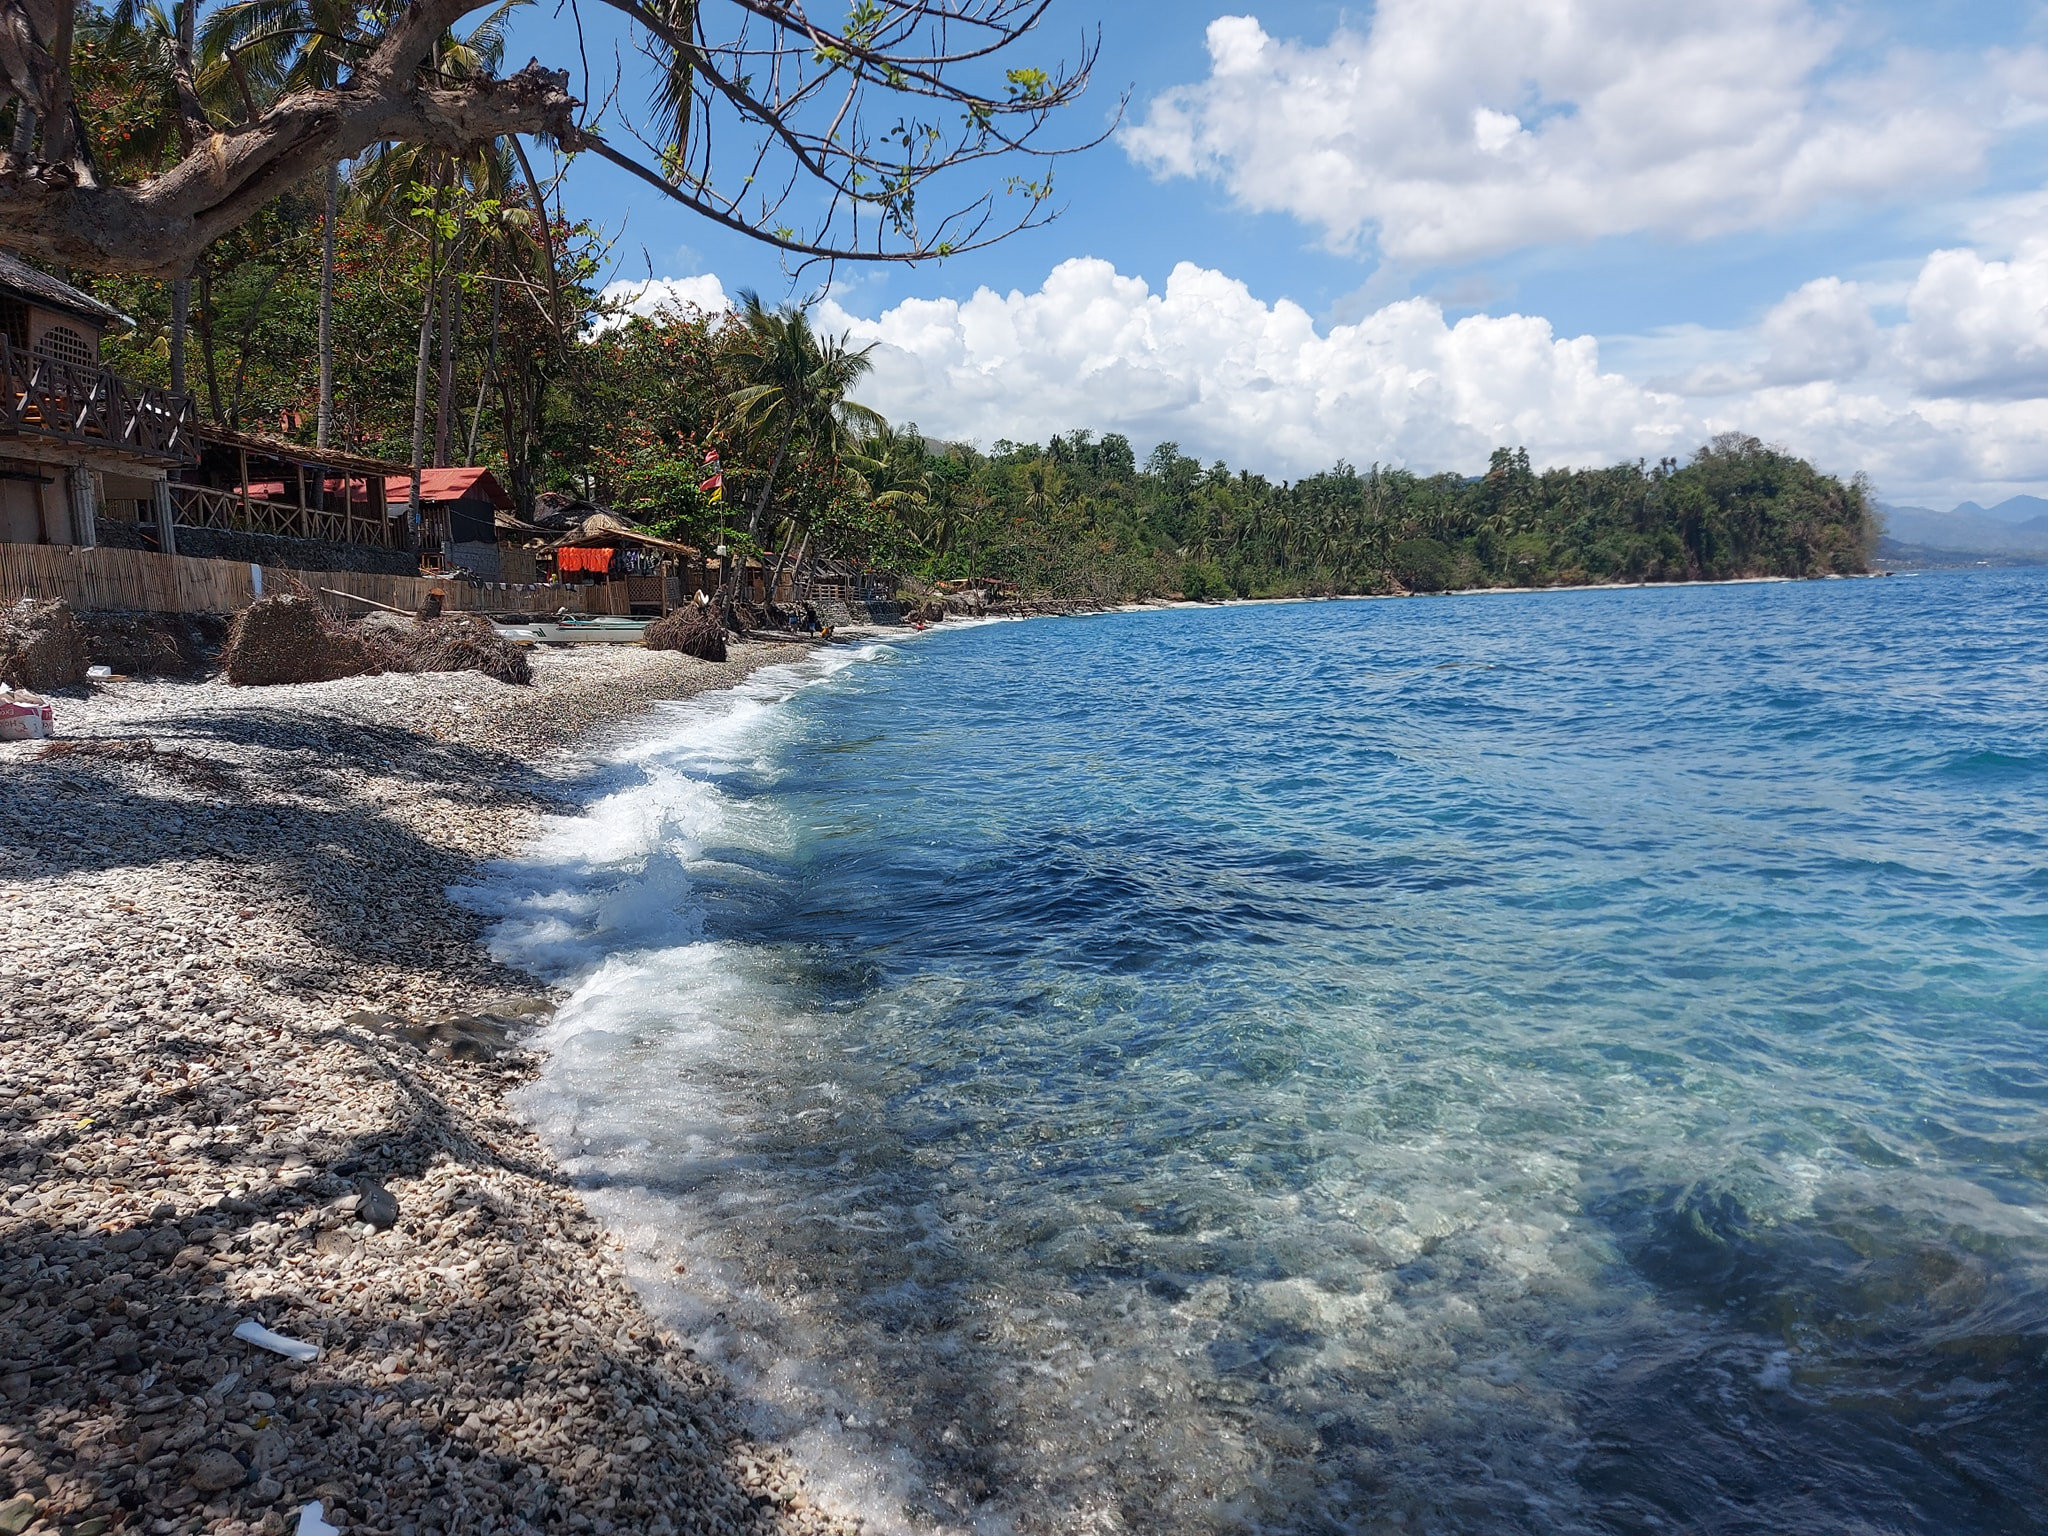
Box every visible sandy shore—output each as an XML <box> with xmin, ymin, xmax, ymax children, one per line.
<box><xmin>0</xmin><ymin>640</ymin><xmax>864</xmax><ymax>1536</ymax></box>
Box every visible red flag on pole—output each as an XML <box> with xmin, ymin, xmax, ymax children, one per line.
<box><xmin>698</xmin><ymin>449</ymin><xmax>724</xmax><ymax>503</ymax></box>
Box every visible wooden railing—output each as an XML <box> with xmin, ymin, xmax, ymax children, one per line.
<box><xmin>0</xmin><ymin>337</ymin><xmax>197</xmax><ymax>464</ymax></box>
<box><xmin>170</xmin><ymin>482</ymin><xmax>397</xmax><ymax>548</ymax></box>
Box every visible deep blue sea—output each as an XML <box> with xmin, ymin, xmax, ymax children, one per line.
<box><xmin>466</xmin><ymin>569</ymin><xmax>2048</xmax><ymax>1535</ymax></box>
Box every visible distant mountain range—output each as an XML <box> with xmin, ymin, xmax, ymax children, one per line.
<box><xmin>1877</xmin><ymin>496</ymin><xmax>2048</xmax><ymax>558</ymax></box>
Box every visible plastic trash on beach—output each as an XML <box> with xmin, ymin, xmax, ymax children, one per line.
<box><xmin>233</xmin><ymin>1318</ymin><xmax>322</xmax><ymax>1361</ymax></box>
<box><xmin>0</xmin><ymin>693</ymin><xmax>54</xmax><ymax>741</ymax></box>
<box><xmin>86</xmin><ymin>665</ymin><xmax>112</xmax><ymax>679</ymax></box>
<box><xmin>292</xmin><ymin>1501</ymin><xmax>340</xmax><ymax>1536</ymax></box>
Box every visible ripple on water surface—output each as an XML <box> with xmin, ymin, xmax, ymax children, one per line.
<box><xmin>463</xmin><ymin>573</ymin><xmax>2048</xmax><ymax>1535</ymax></box>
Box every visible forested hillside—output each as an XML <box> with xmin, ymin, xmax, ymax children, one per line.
<box><xmin>35</xmin><ymin>0</ymin><xmax>1879</xmax><ymax>603</ymax></box>
<box><xmin>877</xmin><ymin>433</ymin><xmax>1878</xmax><ymax>600</ymax></box>
<box><xmin>62</xmin><ymin>88</ymin><xmax>1871</xmax><ymax>603</ymax></box>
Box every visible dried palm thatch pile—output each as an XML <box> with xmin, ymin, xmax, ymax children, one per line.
<box><xmin>644</xmin><ymin>605</ymin><xmax>728</xmax><ymax>662</ymax></box>
<box><xmin>78</xmin><ymin>612</ymin><xmax>224</xmax><ymax>677</ymax></box>
<box><xmin>223</xmin><ymin>596</ymin><xmax>532</xmax><ymax>686</ymax></box>
<box><xmin>378</xmin><ymin>613</ymin><xmax>533</xmax><ymax>685</ymax></box>
<box><xmin>0</xmin><ymin>598</ymin><xmax>88</xmax><ymax>690</ymax></box>
<box><xmin>222</xmin><ymin>596</ymin><xmax>384</xmax><ymax>685</ymax></box>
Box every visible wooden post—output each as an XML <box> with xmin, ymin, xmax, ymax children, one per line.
<box><xmin>152</xmin><ymin>476</ymin><xmax>176</xmax><ymax>555</ymax></box>
<box><xmin>68</xmin><ymin>466</ymin><xmax>98</xmax><ymax>549</ymax></box>
<box><xmin>237</xmin><ymin>446</ymin><xmax>251</xmax><ymax>529</ymax></box>
<box><xmin>294</xmin><ymin>460</ymin><xmax>306</xmax><ymax>536</ymax></box>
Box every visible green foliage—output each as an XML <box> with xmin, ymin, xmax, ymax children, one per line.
<box><xmin>1391</xmin><ymin>538</ymin><xmax>1454</xmax><ymax>593</ymax></box>
<box><xmin>1178</xmin><ymin>558</ymin><xmax>1231</xmax><ymax>602</ymax></box>
<box><xmin>57</xmin><ymin>3</ymin><xmax>1873</xmax><ymax>601</ymax></box>
<box><xmin>889</xmin><ymin>431</ymin><xmax>1873</xmax><ymax>602</ymax></box>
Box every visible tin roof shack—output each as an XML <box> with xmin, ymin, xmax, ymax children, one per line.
<box><xmin>393</xmin><ymin>468</ymin><xmax>514</xmax><ymax>577</ymax></box>
<box><xmin>545</xmin><ymin>512</ymin><xmax>706</xmax><ymax>615</ymax></box>
<box><xmin>0</xmin><ymin>251</ymin><xmax>198</xmax><ymax>550</ymax></box>
<box><xmin>182</xmin><ymin>426</ymin><xmax>402</xmax><ymax>559</ymax></box>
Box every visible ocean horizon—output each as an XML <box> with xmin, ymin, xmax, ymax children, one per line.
<box><xmin>464</xmin><ymin>568</ymin><xmax>2048</xmax><ymax>1534</ymax></box>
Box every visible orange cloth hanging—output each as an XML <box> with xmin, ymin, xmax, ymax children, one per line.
<box><xmin>556</xmin><ymin>546</ymin><xmax>617</xmax><ymax>575</ymax></box>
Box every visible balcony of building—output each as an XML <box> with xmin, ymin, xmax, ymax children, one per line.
<box><xmin>0</xmin><ymin>335</ymin><xmax>197</xmax><ymax>467</ymax></box>
<box><xmin>176</xmin><ymin>426</ymin><xmax>405</xmax><ymax>549</ymax></box>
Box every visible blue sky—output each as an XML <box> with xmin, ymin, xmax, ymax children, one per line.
<box><xmin>505</xmin><ymin>1</ymin><xmax>2048</xmax><ymax>508</ymax></box>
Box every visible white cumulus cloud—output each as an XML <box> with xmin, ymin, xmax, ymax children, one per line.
<box><xmin>1122</xmin><ymin>3</ymin><xmax>2039</xmax><ymax>265</ymax></box>
<box><xmin>624</xmin><ymin>225</ymin><xmax>2048</xmax><ymax>507</ymax></box>
<box><xmin>1893</xmin><ymin>242</ymin><xmax>2048</xmax><ymax>399</ymax></box>
<box><xmin>599</xmin><ymin>273</ymin><xmax>733</xmax><ymax>323</ymax></box>
<box><xmin>816</xmin><ymin>257</ymin><xmax>1687</xmax><ymax>476</ymax></box>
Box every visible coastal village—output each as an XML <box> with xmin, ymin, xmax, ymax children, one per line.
<box><xmin>0</xmin><ymin>242</ymin><xmax>917</xmax><ymax>1531</ymax></box>
<box><xmin>0</xmin><ymin>248</ymin><xmax>924</xmax><ymax>695</ymax></box>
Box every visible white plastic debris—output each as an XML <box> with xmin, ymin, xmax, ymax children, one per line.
<box><xmin>86</xmin><ymin>664</ymin><xmax>112</xmax><ymax>679</ymax></box>
<box><xmin>233</xmin><ymin>1318</ymin><xmax>321</xmax><ymax>1362</ymax></box>
<box><xmin>294</xmin><ymin>1501</ymin><xmax>339</xmax><ymax>1536</ymax></box>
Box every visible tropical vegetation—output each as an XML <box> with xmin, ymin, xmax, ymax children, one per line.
<box><xmin>44</xmin><ymin>0</ymin><xmax>1875</xmax><ymax>603</ymax></box>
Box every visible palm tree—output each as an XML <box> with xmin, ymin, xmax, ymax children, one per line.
<box><xmin>201</xmin><ymin>0</ymin><xmax>366</xmax><ymax>446</ymax></box>
<box><xmin>345</xmin><ymin>3</ymin><xmax>523</xmax><ymax>520</ymax></box>
<box><xmin>1019</xmin><ymin>456</ymin><xmax>1065</xmax><ymax>515</ymax></box>
<box><xmin>96</xmin><ymin>0</ymin><xmax>209</xmax><ymax>397</ymax></box>
<box><xmin>725</xmin><ymin>292</ymin><xmax>883</xmax><ymax>545</ymax></box>
<box><xmin>854</xmin><ymin>423</ymin><xmax>940</xmax><ymax>546</ymax></box>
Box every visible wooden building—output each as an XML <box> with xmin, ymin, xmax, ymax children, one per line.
<box><xmin>391</xmin><ymin>467</ymin><xmax>515</xmax><ymax>575</ymax></box>
<box><xmin>0</xmin><ymin>250</ymin><xmax>197</xmax><ymax>549</ymax></box>
<box><xmin>544</xmin><ymin>511</ymin><xmax>707</xmax><ymax>614</ymax></box>
<box><xmin>179</xmin><ymin>425</ymin><xmax>402</xmax><ymax>550</ymax></box>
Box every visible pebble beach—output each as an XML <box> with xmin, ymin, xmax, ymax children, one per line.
<box><xmin>0</xmin><ymin>640</ymin><xmax>861</xmax><ymax>1536</ymax></box>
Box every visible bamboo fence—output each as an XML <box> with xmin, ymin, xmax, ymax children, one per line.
<box><xmin>0</xmin><ymin>544</ymin><xmax>638</xmax><ymax>617</ymax></box>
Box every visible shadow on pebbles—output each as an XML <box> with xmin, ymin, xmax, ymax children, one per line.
<box><xmin>0</xmin><ymin>645</ymin><xmax>852</xmax><ymax>1536</ymax></box>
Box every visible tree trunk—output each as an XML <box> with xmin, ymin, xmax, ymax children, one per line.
<box><xmin>466</xmin><ymin>276</ymin><xmax>499</xmax><ymax>463</ymax></box>
<box><xmin>765</xmin><ymin>518</ymin><xmax>799</xmax><ymax>605</ymax></box>
<box><xmin>169</xmin><ymin>278</ymin><xmax>189</xmax><ymax>399</ymax></box>
<box><xmin>747</xmin><ymin>417</ymin><xmax>795</xmax><ymax>540</ymax></box>
<box><xmin>790</xmin><ymin>529</ymin><xmax>812</xmax><ymax>600</ymax></box>
<box><xmin>316</xmin><ymin>160</ymin><xmax>338</xmax><ymax>450</ymax></box>
<box><xmin>407</xmin><ymin>166</ymin><xmax>449</xmax><ymax>540</ymax></box>
<box><xmin>432</xmin><ymin>261</ymin><xmax>460</xmax><ymax>465</ymax></box>
<box><xmin>408</xmin><ymin>249</ymin><xmax>436</xmax><ymax>543</ymax></box>
<box><xmin>196</xmin><ymin>267</ymin><xmax>222</xmax><ymax>425</ymax></box>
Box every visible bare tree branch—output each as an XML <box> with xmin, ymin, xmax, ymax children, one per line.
<box><xmin>0</xmin><ymin>0</ymin><xmax>1109</xmax><ymax>276</ymax></box>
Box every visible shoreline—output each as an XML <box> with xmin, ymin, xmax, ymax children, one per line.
<box><xmin>0</xmin><ymin>642</ymin><xmax>865</xmax><ymax>1536</ymax></box>
<box><xmin>1120</xmin><ymin>568</ymin><xmax>1890</xmax><ymax>615</ymax></box>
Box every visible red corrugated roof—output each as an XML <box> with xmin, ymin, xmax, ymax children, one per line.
<box><xmin>245</xmin><ymin>478</ymin><xmax>390</xmax><ymax>505</ymax></box>
<box><xmin>388</xmin><ymin>467</ymin><xmax>514</xmax><ymax>509</ymax></box>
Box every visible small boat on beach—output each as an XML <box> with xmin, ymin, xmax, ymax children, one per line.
<box><xmin>491</xmin><ymin>616</ymin><xmax>653</xmax><ymax>645</ymax></box>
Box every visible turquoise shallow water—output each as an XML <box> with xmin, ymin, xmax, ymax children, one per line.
<box><xmin>471</xmin><ymin>570</ymin><xmax>2048</xmax><ymax>1534</ymax></box>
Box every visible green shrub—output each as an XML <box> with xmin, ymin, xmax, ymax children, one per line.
<box><xmin>1179</xmin><ymin>558</ymin><xmax>1232</xmax><ymax>602</ymax></box>
<box><xmin>1392</xmin><ymin>537</ymin><xmax>1455</xmax><ymax>593</ymax></box>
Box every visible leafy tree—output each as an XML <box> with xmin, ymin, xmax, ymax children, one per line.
<box><xmin>0</xmin><ymin>0</ymin><xmax>1103</xmax><ymax>277</ymax></box>
<box><xmin>1392</xmin><ymin>537</ymin><xmax>1454</xmax><ymax>593</ymax></box>
<box><xmin>1178</xmin><ymin>558</ymin><xmax>1229</xmax><ymax>602</ymax></box>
